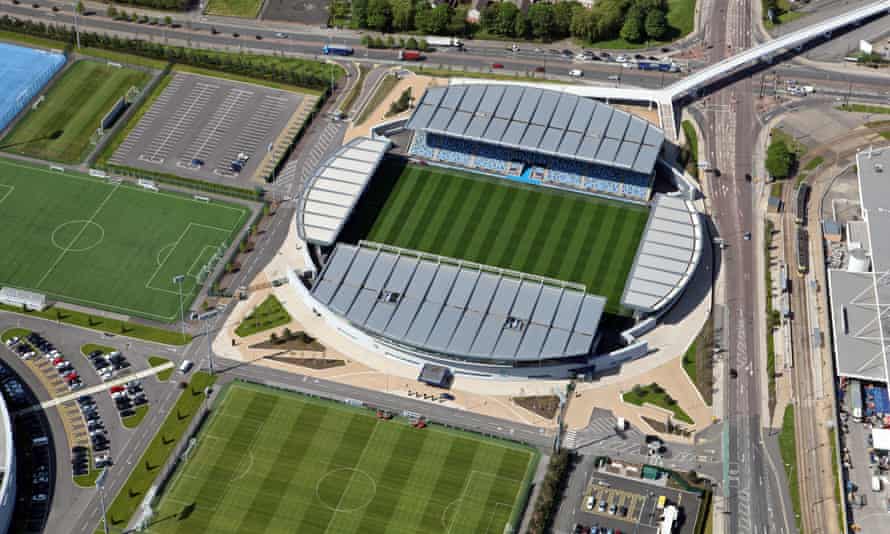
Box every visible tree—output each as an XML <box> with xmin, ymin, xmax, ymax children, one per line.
<box><xmin>552</xmin><ymin>1</ymin><xmax>578</xmax><ymax>39</ymax></box>
<box><xmin>352</xmin><ymin>0</ymin><xmax>369</xmax><ymax>28</ymax></box>
<box><xmin>424</xmin><ymin>4</ymin><xmax>452</xmax><ymax>35</ymax></box>
<box><xmin>107</xmin><ymin>6</ymin><xmax>117</xmax><ymax>18</ymax></box>
<box><xmin>480</xmin><ymin>2</ymin><xmax>500</xmax><ymax>32</ymax></box>
<box><xmin>405</xmin><ymin>36</ymin><xmax>418</xmax><ymax>49</ymax></box>
<box><xmin>391</xmin><ymin>0</ymin><xmax>414</xmax><ymax>31</ymax></box>
<box><xmin>514</xmin><ymin>11</ymin><xmax>530</xmax><ymax>39</ymax></box>
<box><xmin>644</xmin><ymin>9</ymin><xmax>667</xmax><ymax>41</ymax></box>
<box><xmin>366</xmin><ymin>0</ymin><xmax>392</xmax><ymax>32</ymax></box>
<box><xmin>75</xmin><ymin>1</ymin><xmax>84</xmax><ymax>14</ymax></box>
<box><xmin>448</xmin><ymin>6</ymin><xmax>469</xmax><ymax>36</ymax></box>
<box><xmin>766</xmin><ymin>140</ymin><xmax>794</xmax><ymax>179</ymax></box>
<box><xmin>528</xmin><ymin>2</ymin><xmax>554</xmax><ymax>41</ymax></box>
<box><xmin>495</xmin><ymin>2</ymin><xmax>518</xmax><ymax>36</ymax></box>
<box><xmin>163</xmin><ymin>15</ymin><xmax>172</xmax><ymax>26</ymax></box>
<box><xmin>619</xmin><ymin>5</ymin><xmax>645</xmax><ymax>43</ymax></box>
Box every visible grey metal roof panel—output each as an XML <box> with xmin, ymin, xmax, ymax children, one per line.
<box><xmin>406</xmin><ymin>103</ymin><xmax>436</xmax><ymax>130</ymax></box>
<box><xmin>330</xmin><ymin>283</ymin><xmax>360</xmax><ymax>315</ymax></box>
<box><xmin>478</xmin><ymin>84</ymin><xmax>504</xmax><ymax>113</ymax></box>
<box><xmin>615</xmin><ymin>141</ymin><xmax>640</xmax><ymax>168</ymax></box>
<box><xmin>421</xmin><ymin>86</ymin><xmax>446</xmax><ymax>107</ymax></box>
<box><xmin>405</xmin><ymin>261</ymin><xmax>437</xmax><ymax>297</ymax></box>
<box><xmin>321</xmin><ymin>244</ymin><xmax>357</xmax><ymax>282</ymax></box>
<box><xmin>578</xmin><ymin>136</ymin><xmax>602</xmax><ymax>160</ymax></box>
<box><xmin>532</xmin><ymin>286</ymin><xmax>562</xmax><ymax>324</ymax></box>
<box><xmin>493</xmin><ymin>329</ymin><xmax>523</xmax><ymax>359</ymax></box>
<box><xmin>558</xmin><ymin>131</ymin><xmax>583</xmax><ymax>156</ymax></box>
<box><xmin>643</xmin><ymin>124</ymin><xmax>664</xmax><ymax>146</ymax></box>
<box><xmin>465</xmin><ymin>115</ymin><xmax>491</xmax><ymax>139</ymax></box>
<box><xmin>470</xmin><ymin>315</ymin><xmax>503</xmax><ymax>356</ymax></box>
<box><xmin>446</xmin><ymin>111</ymin><xmax>473</xmax><ymax>136</ymax></box>
<box><xmin>518</xmin><ymin>323</ymin><xmax>548</xmax><ymax>359</ymax></box>
<box><xmin>386</xmin><ymin>297</ymin><xmax>422</xmax><ymax>339</ymax></box>
<box><xmin>569</xmin><ymin>99</ymin><xmax>595</xmax><ymax>132</ymax></box>
<box><xmin>427</xmin><ymin>264</ymin><xmax>459</xmax><ymax>303</ymax></box>
<box><xmin>606</xmin><ymin>111</ymin><xmax>630</xmax><ymax>140</ymax></box>
<box><xmin>440</xmin><ymin>85</ymin><xmax>465</xmax><ymax>110</ymax></box>
<box><xmin>490</xmin><ymin>278</ymin><xmax>520</xmax><ymax>316</ymax></box>
<box><xmin>365</xmin><ymin>301</ymin><xmax>396</xmax><ymax>333</ymax></box>
<box><xmin>551</xmin><ymin>94</ymin><xmax>578</xmax><ymax>130</ymax></box>
<box><xmin>459</xmin><ymin>85</ymin><xmax>485</xmax><ymax>112</ymax></box>
<box><xmin>468</xmin><ymin>272</ymin><xmax>500</xmax><ymax>312</ymax></box>
<box><xmin>447</xmin><ymin>269</ymin><xmax>480</xmax><ymax>308</ymax></box>
<box><xmin>510</xmin><ymin>281</ymin><xmax>542</xmax><ymax>320</ymax></box>
<box><xmin>426</xmin><ymin>307</ymin><xmax>462</xmax><ymax>351</ymax></box>
<box><xmin>513</xmin><ymin>87</ymin><xmax>542</xmax><ymax>123</ymax></box>
<box><xmin>405</xmin><ymin>301</ymin><xmax>442</xmax><ymax>346</ymax></box>
<box><xmin>484</xmin><ymin>117</ymin><xmax>510</xmax><ymax>142</ymax></box>
<box><xmin>625</xmin><ymin>118</ymin><xmax>647</xmax><ymax>143</ymax></box>
<box><xmin>633</xmin><ymin>144</ymin><xmax>660</xmax><ymax>174</ymax></box>
<box><xmin>566</xmin><ymin>332</ymin><xmax>593</xmax><ymax>356</ymax></box>
<box><xmin>633</xmin><ymin>266</ymin><xmax>684</xmax><ymax>286</ymax></box>
<box><xmin>502</xmin><ymin>121</ymin><xmax>528</xmax><ymax>146</ymax></box>
<box><xmin>344</xmin><ymin>248</ymin><xmax>376</xmax><ymax>286</ymax></box>
<box><xmin>588</xmin><ymin>104</ymin><xmax>613</xmax><ymax>137</ymax></box>
<box><xmin>450</xmin><ymin>311</ymin><xmax>484</xmax><ymax>354</ymax></box>
<box><xmin>595</xmin><ymin>138</ymin><xmax>621</xmax><ymax>164</ymax></box>
<box><xmin>495</xmin><ymin>86</ymin><xmax>521</xmax><ymax>119</ymax></box>
<box><xmin>364</xmin><ymin>251</ymin><xmax>397</xmax><ymax>291</ymax></box>
<box><xmin>541</xmin><ymin>328</ymin><xmax>570</xmax><ymax>357</ymax></box>
<box><xmin>312</xmin><ymin>279</ymin><xmax>339</xmax><ymax>305</ymax></box>
<box><xmin>520</xmin><ymin>124</ymin><xmax>546</xmax><ymax>149</ymax></box>
<box><xmin>385</xmin><ymin>256</ymin><xmax>418</xmax><ymax>293</ymax></box>
<box><xmin>553</xmin><ymin>290</ymin><xmax>583</xmax><ymax>330</ymax></box>
<box><xmin>429</xmin><ymin>107</ymin><xmax>454</xmax><ymax>131</ymax></box>
<box><xmin>347</xmin><ymin>289</ymin><xmax>378</xmax><ymax>325</ymax></box>
<box><xmin>531</xmin><ymin>92</ymin><xmax>558</xmax><ymax>126</ymax></box>
<box><xmin>575</xmin><ymin>295</ymin><xmax>606</xmax><ymax>335</ymax></box>
<box><xmin>540</xmin><ymin>127</ymin><xmax>564</xmax><ymax>153</ymax></box>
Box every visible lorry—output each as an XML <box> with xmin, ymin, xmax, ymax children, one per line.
<box><xmin>425</xmin><ymin>36</ymin><xmax>463</xmax><ymax>48</ymax></box>
<box><xmin>322</xmin><ymin>44</ymin><xmax>354</xmax><ymax>56</ymax></box>
<box><xmin>398</xmin><ymin>50</ymin><xmax>424</xmax><ymax>61</ymax></box>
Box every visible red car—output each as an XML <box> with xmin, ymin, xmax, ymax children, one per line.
<box><xmin>109</xmin><ymin>385</ymin><xmax>125</xmax><ymax>394</ymax></box>
<box><xmin>53</xmin><ymin>357</ymin><xmax>64</xmax><ymax>365</ymax></box>
<box><xmin>64</xmin><ymin>372</ymin><xmax>78</xmax><ymax>382</ymax></box>
<box><xmin>492</xmin><ymin>63</ymin><xmax>504</xmax><ymax>69</ymax></box>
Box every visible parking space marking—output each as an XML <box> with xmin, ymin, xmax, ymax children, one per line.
<box><xmin>140</xmin><ymin>81</ymin><xmax>218</xmax><ymax>164</ymax></box>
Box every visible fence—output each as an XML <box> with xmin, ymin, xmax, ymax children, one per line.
<box><xmin>0</xmin><ymin>50</ymin><xmax>66</xmax><ymax>131</ymax></box>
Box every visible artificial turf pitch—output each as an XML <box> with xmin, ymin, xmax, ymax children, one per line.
<box><xmin>151</xmin><ymin>382</ymin><xmax>538</xmax><ymax>534</ymax></box>
<box><xmin>361</xmin><ymin>161</ymin><xmax>649</xmax><ymax>315</ymax></box>
<box><xmin>1</xmin><ymin>59</ymin><xmax>150</xmax><ymax>164</ymax></box>
<box><xmin>0</xmin><ymin>158</ymin><xmax>249</xmax><ymax>321</ymax></box>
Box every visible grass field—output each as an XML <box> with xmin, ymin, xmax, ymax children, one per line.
<box><xmin>235</xmin><ymin>295</ymin><xmax>291</xmax><ymax>337</ymax></box>
<box><xmin>354</xmin><ymin>161</ymin><xmax>648</xmax><ymax>315</ymax></box>
<box><xmin>0</xmin><ymin>60</ymin><xmax>150</xmax><ymax>164</ymax></box>
<box><xmin>0</xmin><ymin>158</ymin><xmax>249</xmax><ymax>321</ymax></box>
<box><xmin>205</xmin><ymin>0</ymin><xmax>264</xmax><ymax>18</ymax></box>
<box><xmin>150</xmin><ymin>382</ymin><xmax>538</xmax><ymax>534</ymax></box>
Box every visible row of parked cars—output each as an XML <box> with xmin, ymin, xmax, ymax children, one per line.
<box><xmin>7</xmin><ymin>332</ymin><xmax>85</xmax><ymax>391</ymax></box>
<box><xmin>86</xmin><ymin>347</ymin><xmax>131</xmax><ymax>381</ymax></box>
<box><xmin>573</xmin><ymin>524</ymin><xmax>622</xmax><ymax>534</ymax></box>
<box><xmin>111</xmin><ymin>378</ymin><xmax>147</xmax><ymax>419</ymax></box>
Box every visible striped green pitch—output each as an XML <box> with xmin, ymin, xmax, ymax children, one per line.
<box><xmin>364</xmin><ymin>162</ymin><xmax>649</xmax><ymax>315</ymax></box>
<box><xmin>151</xmin><ymin>382</ymin><xmax>538</xmax><ymax>534</ymax></box>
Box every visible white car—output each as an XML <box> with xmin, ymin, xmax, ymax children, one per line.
<box><xmin>568</xmin><ymin>69</ymin><xmax>583</xmax><ymax>78</ymax></box>
<box><xmin>616</xmin><ymin>55</ymin><xmax>628</xmax><ymax>63</ymax></box>
<box><xmin>586</xmin><ymin>496</ymin><xmax>595</xmax><ymax>510</ymax></box>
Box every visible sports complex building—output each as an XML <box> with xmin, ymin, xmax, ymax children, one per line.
<box><xmin>294</xmin><ymin>83</ymin><xmax>705</xmax><ymax>379</ymax></box>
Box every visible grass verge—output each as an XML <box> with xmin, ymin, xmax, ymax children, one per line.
<box><xmin>171</xmin><ymin>64</ymin><xmax>322</xmax><ymax>95</ymax></box>
<box><xmin>681</xmin><ymin>315</ymin><xmax>713</xmax><ymax>406</ymax></box>
<box><xmin>680</xmin><ymin>120</ymin><xmax>699</xmax><ymax>177</ymax></box>
<box><xmin>804</xmin><ymin>156</ymin><xmax>824</xmax><ymax>171</ymax></box>
<box><xmin>837</xmin><ymin>103</ymin><xmax>890</xmax><ymax>115</ymax></box>
<box><xmin>149</xmin><ymin>356</ymin><xmax>173</xmax><ymax>381</ymax></box>
<box><xmin>829</xmin><ymin>427</ymin><xmax>844</xmax><ymax>534</ymax></box>
<box><xmin>340</xmin><ymin>64</ymin><xmax>368</xmax><ymax>115</ymax></box>
<box><xmin>0</xmin><ymin>303</ymin><xmax>191</xmax><ymax>345</ymax></box>
<box><xmin>354</xmin><ymin>73</ymin><xmax>399</xmax><ymax>125</ymax></box>
<box><xmin>100</xmin><ymin>372</ymin><xmax>216</xmax><ymax>533</ymax></box>
<box><xmin>122</xmin><ymin>404</ymin><xmax>149</xmax><ymax>429</ymax></box>
<box><xmin>622</xmin><ymin>383</ymin><xmax>694</xmax><ymax>425</ymax></box>
<box><xmin>1</xmin><ymin>328</ymin><xmax>31</xmax><ymax>342</ymax></box>
<box><xmin>779</xmin><ymin>404</ymin><xmax>802</xmax><ymax>532</ymax></box>
<box><xmin>81</xmin><ymin>343</ymin><xmax>115</xmax><ymax>357</ymax></box>
<box><xmin>204</xmin><ymin>0</ymin><xmax>263</xmax><ymax>18</ymax></box>
<box><xmin>235</xmin><ymin>295</ymin><xmax>292</xmax><ymax>337</ymax></box>
<box><xmin>74</xmin><ymin>466</ymin><xmax>103</xmax><ymax>488</ymax></box>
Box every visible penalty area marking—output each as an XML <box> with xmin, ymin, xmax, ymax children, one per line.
<box><xmin>0</xmin><ymin>184</ymin><xmax>13</xmax><ymax>204</ymax></box>
<box><xmin>145</xmin><ymin>222</ymin><xmax>230</xmax><ymax>295</ymax></box>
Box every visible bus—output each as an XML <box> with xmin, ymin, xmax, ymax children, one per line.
<box><xmin>322</xmin><ymin>44</ymin><xmax>354</xmax><ymax>56</ymax></box>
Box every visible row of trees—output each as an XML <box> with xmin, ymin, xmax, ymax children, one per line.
<box><xmin>107</xmin><ymin>0</ymin><xmax>189</xmax><ymax>11</ymax></box>
<box><xmin>346</xmin><ymin>0</ymin><xmax>673</xmax><ymax>44</ymax></box>
<box><xmin>527</xmin><ymin>449</ymin><xmax>574</xmax><ymax>533</ymax></box>
<box><xmin>359</xmin><ymin>34</ymin><xmax>429</xmax><ymax>50</ymax></box>
<box><xmin>107</xmin><ymin>6</ymin><xmax>174</xmax><ymax>25</ymax></box>
<box><xmin>0</xmin><ymin>16</ymin><xmax>336</xmax><ymax>91</ymax></box>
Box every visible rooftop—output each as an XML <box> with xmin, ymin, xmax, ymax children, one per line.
<box><xmin>405</xmin><ymin>84</ymin><xmax>664</xmax><ymax>175</ymax></box>
<box><xmin>311</xmin><ymin>242</ymin><xmax>606</xmax><ymax>363</ymax></box>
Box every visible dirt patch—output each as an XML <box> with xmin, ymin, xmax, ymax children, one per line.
<box><xmin>250</xmin><ymin>337</ymin><xmax>326</xmax><ymax>352</ymax></box>
<box><xmin>641</xmin><ymin>416</ymin><xmax>693</xmax><ymax>438</ymax></box>
<box><xmin>261</xmin><ymin>0</ymin><xmax>330</xmax><ymax>25</ymax></box>
<box><xmin>267</xmin><ymin>356</ymin><xmax>345</xmax><ymax>369</ymax></box>
<box><xmin>513</xmin><ymin>395</ymin><xmax>560</xmax><ymax>419</ymax></box>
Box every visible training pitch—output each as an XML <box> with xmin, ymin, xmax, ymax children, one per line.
<box><xmin>354</xmin><ymin>161</ymin><xmax>649</xmax><ymax>315</ymax></box>
<box><xmin>0</xmin><ymin>159</ymin><xmax>249</xmax><ymax>321</ymax></box>
<box><xmin>1</xmin><ymin>59</ymin><xmax>150</xmax><ymax>164</ymax></box>
<box><xmin>151</xmin><ymin>382</ymin><xmax>538</xmax><ymax>534</ymax></box>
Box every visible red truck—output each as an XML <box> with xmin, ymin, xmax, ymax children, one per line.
<box><xmin>398</xmin><ymin>50</ymin><xmax>424</xmax><ymax>61</ymax></box>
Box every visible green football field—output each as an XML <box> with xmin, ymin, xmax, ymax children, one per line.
<box><xmin>0</xmin><ymin>158</ymin><xmax>249</xmax><ymax>321</ymax></box>
<box><xmin>362</xmin><ymin>162</ymin><xmax>649</xmax><ymax>315</ymax></box>
<box><xmin>0</xmin><ymin>59</ymin><xmax>150</xmax><ymax>163</ymax></box>
<box><xmin>150</xmin><ymin>382</ymin><xmax>538</xmax><ymax>534</ymax></box>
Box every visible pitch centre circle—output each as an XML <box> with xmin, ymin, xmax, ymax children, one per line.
<box><xmin>315</xmin><ymin>467</ymin><xmax>377</xmax><ymax>512</ymax></box>
<box><xmin>51</xmin><ymin>220</ymin><xmax>105</xmax><ymax>252</ymax></box>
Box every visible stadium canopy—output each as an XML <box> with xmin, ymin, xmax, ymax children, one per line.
<box><xmin>621</xmin><ymin>194</ymin><xmax>703</xmax><ymax>315</ymax></box>
<box><xmin>297</xmin><ymin>137</ymin><xmax>391</xmax><ymax>247</ymax></box>
<box><xmin>311</xmin><ymin>242</ymin><xmax>606</xmax><ymax>364</ymax></box>
<box><xmin>828</xmin><ymin>147</ymin><xmax>890</xmax><ymax>384</ymax></box>
<box><xmin>405</xmin><ymin>84</ymin><xmax>664</xmax><ymax>175</ymax></box>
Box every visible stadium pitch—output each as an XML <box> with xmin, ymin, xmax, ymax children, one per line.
<box><xmin>150</xmin><ymin>382</ymin><xmax>538</xmax><ymax>534</ymax></box>
<box><xmin>354</xmin><ymin>160</ymin><xmax>649</xmax><ymax>315</ymax></box>
<box><xmin>0</xmin><ymin>159</ymin><xmax>249</xmax><ymax>321</ymax></box>
<box><xmin>1</xmin><ymin>59</ymin><xmax>150</xmax><ymax>164</ymax></box>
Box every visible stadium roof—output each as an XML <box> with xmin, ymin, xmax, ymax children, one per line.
<box><xmin>297</xmin><ymin>137</ymin><xmax>391</xmax><ymax>246</ymax></box>
<box><xmin>311</xmin><ymin>242</ymin><xmax>605</xmax><ymax>363</ymax></box>
<box><xmin>621</xmin><ymin>194</ymin><xmax>703</xmax><ymax>314</ymax></box>
<box><xmin>405</xmin><ymin>84</ymin><xmax>664</xmax><ymax>175</ymax></box>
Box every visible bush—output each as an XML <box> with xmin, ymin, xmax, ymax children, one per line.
<box><xmin>527</xmin><ymin>449</ymin><xmax>573</xmax><ymax>534</ymax></box>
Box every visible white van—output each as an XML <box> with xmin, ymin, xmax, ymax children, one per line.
<box><xmin>179</xmin><ymin>360</ymin><xmax>194</xmax><ymax>374</ymax></box>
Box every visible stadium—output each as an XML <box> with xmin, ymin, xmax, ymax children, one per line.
<box><xmin>294</xmin><ymin>83</ymin><xmax>705</xmax><ymax>379</ymax></box>
<box><xmin>0</xmin><ymin>394</ymin><xmax>14</xmax><ymax>534</ymax></box>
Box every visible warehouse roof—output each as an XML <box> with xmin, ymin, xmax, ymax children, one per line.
<box><xmin>621</xmin><ymin>194</ymin><xmax>704</xmax><ymax>314</ymax></box>
<box><xmin>828</xmin><ymin>269</ymin><xmax>890</xmax><ymax>383</ymax></box>
<box><xmin>311</xmin><ymin>242</ymin><xmax>606</xmax><ymax>362</ymax></box>
<box><xmin>405</xmin><ymin>84</ymin><xmax>664</xmax><ymax>175</ymax></box>
<box><xmin>297</xmin><ymin>137</ymin><xmax>391</xmax><ymax>246</ymax></box>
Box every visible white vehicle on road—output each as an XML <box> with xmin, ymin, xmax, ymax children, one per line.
<box><xmin>568</xmin><ymin>69</ymin><xmax>583</xmax><ymax>77</ymax></box>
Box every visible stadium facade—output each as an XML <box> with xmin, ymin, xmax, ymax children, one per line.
<box><xmin>294</xmin><ymin>83</ymin><xmax>705</xmax><ymax>379</ymax></box>
<box><xmin>0</xmin><ymin>395</ymin><xmax>15</xmax><ymax>534</ymax></box>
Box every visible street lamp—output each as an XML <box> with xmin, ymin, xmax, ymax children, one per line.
<box><xmin>96</xmin><ymin>468</ymin><xmax>110</xmax><ymax>534</ymax></box>
<box><xmin>173</xmin><ymin>275</ymin><xmax>186</xmax><ymax>340</ymax></box>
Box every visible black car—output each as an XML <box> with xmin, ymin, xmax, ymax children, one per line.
<box><xmin>120</xmin><ymin>409</ymin><xmax>135</xmax><ymax>418</ymax></box>
<box><xmin>76</xmin><ymin>396</ymin><xmax>94</xmax><ymax>405</ymax></box>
